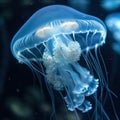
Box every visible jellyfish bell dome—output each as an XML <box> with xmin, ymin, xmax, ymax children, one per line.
<box><xmin>11</xmin><ymin>5</ymin><xmax>106</xmax><ymax>62</ymax></box>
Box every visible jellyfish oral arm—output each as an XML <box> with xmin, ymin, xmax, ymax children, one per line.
<box><xmin>42</xmin><ymin>36</ymin><xmax>99</xmax><ymax>112</ymax></box>
<box><xmin>63</xmin><ymin>63</ymin><xmax>99</xmax><ymax>112</ymax></box>
<box><xmin>43</xmin><ymin>36</ymin><xmax>81</xmax><ymax>67</ymax></box>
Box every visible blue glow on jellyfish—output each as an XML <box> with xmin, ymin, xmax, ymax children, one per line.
<box><xmin>11</xmin><ymin>5</ymin><xmax>111</xmax><ymax>120</ymax></box>
<box><xmin>101</xmin><ymin>0</ymin><xmax>120</xmax><ymax>11</ymax></box>
<box><xmin>105</xmin><ymin>13</ymin><xmax>120</xmax><ymax>54</ymax></box>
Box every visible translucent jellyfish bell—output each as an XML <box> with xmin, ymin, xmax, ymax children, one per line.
<box><xmin>101</xmin><ymin>0</ymin><xmax>120</xmax><ymax>11</ymax></box>
<box><xmin>11</xmin><ymin>5</ymin><xmax>107</xmax><ymax>119</ymax></box>
<box><xmin>11</xmin><ymin>5</ymin><xmax>106</xmax><ymax>59</ymax></box>
<box><xmin>105</xmin><ymin>13</ymin><xmax>120</xmax><ymax>40</ymax></box>
<box><xmin>105</xmin><ymin>13</ymin><xmax>120</xmax><ymax>54</ymax></box>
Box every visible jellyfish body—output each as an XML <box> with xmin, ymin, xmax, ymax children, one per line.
<box><xmin>105</xmin><ymin>13</ymin><xmax>120</xmax><ymax>54</ymax></box>
<box><xmin>101</xmin><ymin>0</ymin><xmax>120</xmax><ymax>11</ymax></box>
<box><xmin>11</xmin><ymin>5</ymin><xmax>107</xmax><ymax>119</ymax></box>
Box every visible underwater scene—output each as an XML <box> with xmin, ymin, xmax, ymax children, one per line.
<box><xmin>0</xmin><ymin>0</ymin><xmax>120</xmax><ymax>120</ymax></box>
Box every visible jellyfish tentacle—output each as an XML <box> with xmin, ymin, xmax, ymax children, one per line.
<box><xmin>42</xmin><ymin>35</ymin><xmax>99</xmax><ymax>112</ymax></box>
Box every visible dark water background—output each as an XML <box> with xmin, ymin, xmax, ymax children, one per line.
<box><xmin>0</xmin><ymin>0</ymin><xmax>120</xmax><ymax>120</ymax></box>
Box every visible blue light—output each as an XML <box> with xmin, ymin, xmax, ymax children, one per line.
<box><xmin>101</xmin><ymin>0</ymin><xmax>120</xmax><ymax>11</ymax></box>
<box><xmin>105</xmin><ymin>13</ymin><xmax>120</xmax><ymax>54</ymax></box>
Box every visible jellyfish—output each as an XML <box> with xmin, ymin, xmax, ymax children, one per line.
<box><xmin>11</xmin><ymin>5</ymin><xmax>116</xmax><ymax>120</ymax></box>
<box><xmin>105</xmin><ymin>13</ymin><xmax>120</xmax><ymax>54</ymax></box>
<box><xmin>101</xmin><ymin>0</ymin><xmax>120</xmax><ymax>11</ymax></box>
